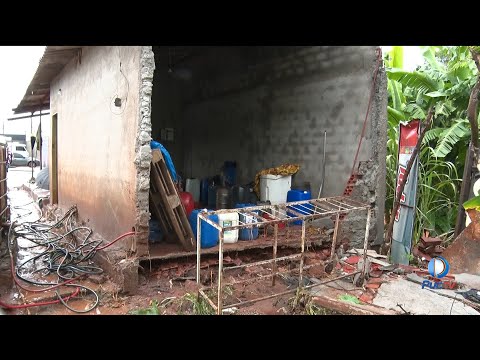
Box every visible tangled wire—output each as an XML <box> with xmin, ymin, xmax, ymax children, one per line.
<box><xmin>1</xmin><ymin>205</ymin><xmax>135</xmax><ymax>313</ymax></box>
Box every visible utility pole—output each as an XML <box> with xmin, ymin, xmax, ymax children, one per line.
<box><xmin>29</xmin><ymin>112</ymin><xmax>35</xmax><ymax>184</ymax></box>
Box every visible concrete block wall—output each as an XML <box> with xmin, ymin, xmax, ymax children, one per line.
<box><xmin>182</xmin><ymin>47</ymin><xmax>380</xmax><ymax>190</ymax></box>
<box><xmin>150</xmin><ymin>46</ymin><xmax>387</xmax><ymax>246</ymax></box>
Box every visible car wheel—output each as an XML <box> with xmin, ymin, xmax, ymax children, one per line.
<box><xmin>27</xmin><ymin>161</ymin><xmax>37</xmax><ymax>168</ymax></box>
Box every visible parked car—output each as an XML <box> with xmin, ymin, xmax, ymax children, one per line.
<box><xmin>8</xmin><ymin>143</ymin><xmax>29</xmax><ymax>158</ymax></box>
<box><xmin>11</xmin><ymin>152</ymin><xmax>40</xmax><ymax>167</ymax></box>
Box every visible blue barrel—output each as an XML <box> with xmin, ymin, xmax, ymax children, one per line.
<box><xmin>189</xmin><ymin>209</ymin><xmax>219</xmax><ymax>248</ymax></box>
<box><xmin>235</xmin><ymin>203</ymin><xmax>259</xmax><ymax>240</ymax></box>
<box><xmin>287</xmin><ymin>190</ymin><xmax>313</xmax><ymax>225</ymax></box>
<box><xmin>200</xmin><ymin>178</ymin><xmax>210</xmax><ymax>206</ymax></box>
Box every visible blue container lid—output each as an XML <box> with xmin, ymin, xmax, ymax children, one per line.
<box><xmin>235</xmin><ymin>203</ymin><xmax>256</xmax><ymax>208</ymax></box>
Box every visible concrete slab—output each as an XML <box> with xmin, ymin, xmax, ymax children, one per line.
<box><xmin>373</xmin><ymin>277</ymin><xmax>479</xmax><ymax>315</ymax></box>
<box><xmin>454</xmin><ymin>273</ymin><xmax>480</xmax><ymax>290</ymax></box>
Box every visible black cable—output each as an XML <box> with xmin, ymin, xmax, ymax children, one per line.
<box><xmin>8</xmin><ymin>205</ymin><xmax>104</xmax><ymax>313</ymax></box>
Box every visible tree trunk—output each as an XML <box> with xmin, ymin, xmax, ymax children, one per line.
<box><xmin>468</xmin><ymin>48</ymin><xmax>480</xmax><ymax>166</ymax></box>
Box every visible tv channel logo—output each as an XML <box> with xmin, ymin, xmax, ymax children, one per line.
<box><xmin>421</xmin><ymin>256</ymin><xmax>455</xmax><ymax>290</ymax></box>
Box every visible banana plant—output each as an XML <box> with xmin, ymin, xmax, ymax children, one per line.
<box><xmin>384</xmin><ymin>46</ymin><xmax>478</xmax><ymax>243</ymax></box>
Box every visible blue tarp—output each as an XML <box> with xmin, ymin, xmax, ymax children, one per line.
<box><xmin>151</xmin><ymin>140</ymin><xmax>177</xmax><ymax>182</ymax></box>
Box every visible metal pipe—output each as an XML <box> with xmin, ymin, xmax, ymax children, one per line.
<box><xmin>196</xmin><ymin>212</ymin><xmax>201</xmax><ymax>283</ymax></box>
<box><xmin>318</xmin><ymin>130</ymin><xmax>327</xmax><ymax>198</ymax></box>
<box><xmin>244</xmin><ymin>210</ymin><xmax>267</xmax><ymax>223</ymax></box>
<box><xmin>361</xmin><ymin>209</ymin><xmax>372</xmax><ymax>281</ymax></box>
<box><xmin>30</xmin><ymin>114</ymin><xmax>34</xmax><ymax>183</ymax></box>
<box><xmin>272</xmin><ymin>223</ymin><xmax>278</xmax><ymax>286</ymax></box>
<box><xmin>329</xmin><ymin>198</ymin><xmax>355</xmax><ymax>209</ymax></box>
<box><xmin>222</xmin><ymin>262</ymin><xmax>324</xmax><ymax>287</ymax></box>
<box><xmin>7</xmin><ymin>113</ymin><xmax>50</xmax><ymax>121</ymax></box>
<box><xmin>222</xmin><ymin>271</ymin><xmax>361</xmax><ymax>310</ymax></box>
<box><xmin>198</xmin><ymin>213</ymin><xmax>223</xmax><ymax>231</ymax></box>
<box><xmin>279</xmin><ymin>205</ymin><xmax>304</xmax><ymax>218</ymax></box>
<box><xmin>330</xmin><ymin>213</ymin><xmax>340</xmax><ymax>260</ymax></box>
<box><xmin>223</xmin><ymin>253</ymin><xmax>302</xmax><ymax>271</ymax></box>
<box><xmin>202</xmin><ymin>196</ymin><xmax>367</xmax><ymax>216</ymax></box>
<box><xmin>299</xmin><ymin>220</ymin><xmax>306</xmax><ymax>287</ymax></box>
<box><xmin>217</xmin><ymin>231</ymin><xmax>224</xmax><ymax>315</ymax></box>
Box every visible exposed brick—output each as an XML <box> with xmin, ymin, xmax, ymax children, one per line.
<box><xmin>368</xmin><ymin>277</ymin><xmax>387</xmax><ymax>284</ymax></box>
<box><xmin>359</xmin><ymin>292</ymin><xmax>374</xmax><ymax>303</ymax></box>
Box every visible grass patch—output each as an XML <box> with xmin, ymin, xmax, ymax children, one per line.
<box><xmin>129</xmin><ymin>300</ymin><xmax>161</xmax><ymax>315</ymax></box>
<box><xmin>178</xmin><ymin>293</ymin><xmax>215</xmax><ymax>315</ymax></box>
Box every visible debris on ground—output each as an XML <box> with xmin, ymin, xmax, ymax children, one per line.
<box><xmin>456</xmin><ymin>289</ymin><xmax>480</xmax><ymax>304</ymax></box>
<box><xmin>2</xmin><ymin>192</ymin><xmax>479</xmax><ymax>316</ymax></box>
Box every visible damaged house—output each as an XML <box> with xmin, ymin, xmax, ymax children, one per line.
<box><xmin>13</xmin><ymin>46</ymin><xmax>387</xmax><ymax>293</ymax></box>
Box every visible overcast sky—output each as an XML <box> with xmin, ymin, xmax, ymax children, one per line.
<box><xmin>0</xmin><ymin>46</ymin><xmax>45</xmax><ymax>136</ymax></box>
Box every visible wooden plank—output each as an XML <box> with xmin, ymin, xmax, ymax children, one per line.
<box><xmin>152</xmin><ymin>149</ymin><xmax>162</xmax><ymax>163</ymax></box>
<box><xmin>312</xmin><ymin>295</ymin><xmax>399</xmax><ymax>315</ymax></box>
<box><xmin>174</xmin><ymin>206</ymin><xmax>195</xmax><ymax>243</ymax></box>
<box><xmin>150</xmin><ymin>149</ymin><xmax>194</xmax><ymax>250</ymax></box>
<box><xmin>150</xmin><ymin>162</ymin><xmax>189</xmax><ymax>249</ymax></box>
<box><xmin>150</xmin><ymin>167</ymin><xmax>174</xmax><ymax>237</ymax></box>
<box><xmin>149</xmin><ymin>190</ymin><xmax>171</xmax><ymax>236</ymax></box>
<box><xmin>155</xmin><ymin>154</ymin><xmax>178</xmax><ymax>195</ymax></box>
<box><xmin>167</xmin><ymin>194</ymin><xmax>181</xmax><ymax>209</ymax></box>
<box><xmin>153</xmin><ymin>151</ymin><xmax>193</xmax><ymax>242</ymax></box>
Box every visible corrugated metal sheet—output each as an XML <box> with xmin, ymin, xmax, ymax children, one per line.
<box><xmin>13</xmin><ymin>46</ymin><xmax>82</xmax><ymax>114</ymax></box>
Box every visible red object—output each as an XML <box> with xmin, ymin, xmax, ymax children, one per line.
<box><xmin>179</xmin><ymin>192</ymin><xmax>194</xmax><ymax>217</ymax></box>
<box><xmin>359</xmin><ymin>292</ymin><xmax>374</xmax><ymax>303</ymax></box>
<box><xmin>345</xmin><ymin>255</ymin><xmax>361</xmax><ymax>265</ymax></box>
<box><xmin>342</xmin><ymin>265</ymin><xmax>356</xmax><ymax>274</ymax></box>
<box><xmin>262</xmin><ymin>213</ymin><xmax>286</xmax><ymax>229</ymax></box>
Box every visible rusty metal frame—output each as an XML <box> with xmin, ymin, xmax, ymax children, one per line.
<box><xmin>195</xmin><ymin>196</ymin><xmax>372</xmax><ymax>315</ymax></box>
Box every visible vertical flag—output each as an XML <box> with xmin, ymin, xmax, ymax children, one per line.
<box><xmin>391</xmin><ymin>120</ymin><xmax>421</xmax><ymax>265</ymax></box>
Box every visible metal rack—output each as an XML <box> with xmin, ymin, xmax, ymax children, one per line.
<box><xmin>195</xmin><ymin>196</ymin><xmax>372</xmax><ymax>314</ymax></box>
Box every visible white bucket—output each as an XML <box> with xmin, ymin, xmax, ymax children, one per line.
<box><xmin>260</xmin><ymin>174</ymin><xmax>292</xmax><ymax>205</ymax></box>
<box><xmin>218</xmin><ymin>212</ymin><xmax>239</xmax><ymax>244</ymax></box>
<box><xmin>185</xmin><ymin>178</ymin><xmax>200</xmax><ymax>203</ymax></box>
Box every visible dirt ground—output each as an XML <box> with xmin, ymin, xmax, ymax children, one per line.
<box><xmin>0</xmin><ymin>239</ymin><xmax>340</xmax><ymax>315</ymax></box>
